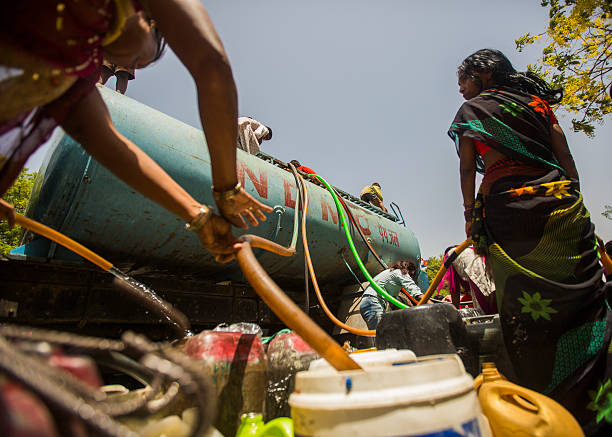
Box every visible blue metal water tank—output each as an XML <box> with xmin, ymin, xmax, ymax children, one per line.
<box><xmin>21</xmin><ymin>86</ymin><xmax>422</xmax><ymax>285</ymax></box>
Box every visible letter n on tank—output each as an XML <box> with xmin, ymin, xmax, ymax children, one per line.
<box><xmin>238</xmin><ymin>161</ymin><xmax>268</xmax><ymax>199</ymax></box>
<box><xmin>321</xmin><ymin>199</ymin><xmax>338</xmax><ymax>224</ymax></box>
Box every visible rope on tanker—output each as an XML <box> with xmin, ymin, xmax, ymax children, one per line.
<box><xmin>340</xmin><ymin>250</ymin><xmax>366</xmax><ymax>293</ymax></box>
<box><xmin>252</xmin><ymin>164</ymin><xmax>302</xmax><ymax>260</ymax></box>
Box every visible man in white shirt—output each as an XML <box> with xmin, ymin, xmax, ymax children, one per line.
<box><xmin>237</xmin><ymin>116</ymin><xmax>272</xmax><ymax>154</ymax></box>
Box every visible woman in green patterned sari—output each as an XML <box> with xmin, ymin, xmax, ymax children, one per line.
<box><xmin>448</xmin><ymin>49</ymin><xmax>611</xmax><ymax>433</ymax></box>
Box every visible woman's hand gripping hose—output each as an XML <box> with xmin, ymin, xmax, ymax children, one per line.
<box><xmin>193</xmin><ymin>211</ymin><xmax>237</xmax><ymax>264</ymax></box>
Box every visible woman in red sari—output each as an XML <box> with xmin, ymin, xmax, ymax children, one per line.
<box><xmin>0</xmin><ymin>0</ymin><xmax>272</xmax><ymax>262</ymax></box>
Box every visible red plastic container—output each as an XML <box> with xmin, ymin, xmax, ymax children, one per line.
<box><xmin>183</xmin><ymin>331</ymin><xmax>267</xmax><ymax>437</ymax></box>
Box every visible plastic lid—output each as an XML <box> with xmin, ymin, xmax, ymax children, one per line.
<box><xmin>308</xmin><ymin>349</ymin><xmax>417</xmax><ymax>371</ymax></box>
<box><xmin>291</xmin><ymin>354</ymin><xmax>474</xmax><ymax>410</ymax></box>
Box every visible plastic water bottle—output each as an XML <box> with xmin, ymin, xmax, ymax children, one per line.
<box><xmin>235</xmin><ymin>412</ymin><xmax>293</xmax><ymax>437</ymax></box>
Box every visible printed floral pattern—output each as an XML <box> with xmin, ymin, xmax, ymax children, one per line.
<box><xmin>587</xmin><ymin>379</ymin><xmax>612</xmax><ymax>424</ymax></box>
<box><xmin>528</xmin><ymin>95</ymin><xmax>551</xmax><ymax>117</ymax></box>
<box><xmin>518</xmin><ymin>291</ymin><xmax>558</xmax><ymax>321</ymax></box>
<box><xmin>499</xmin><ymin>101</ymin><xmax>524</xmax><ymax>117</ymax></box>
<box><xmin>542</xmin><ymin>181</ymin><xmax>572</xmax><ymax>199</ymax></box>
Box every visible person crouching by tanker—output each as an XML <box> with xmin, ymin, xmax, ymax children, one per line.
<box><xmin>0</xmin><ymin>0</ymin><xmax>273</xmax><ymax>263</ymax></box>
<box><xmin>360</xmin><ymin>182</ymin><xmax>387</xmax><ymax>212</ymax></box>
<box><xmin>359</xmin><ymin>260</ymin><xmax>423</xmax><ymax>330</ymax></box>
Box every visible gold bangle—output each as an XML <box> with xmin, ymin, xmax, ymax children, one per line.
<box><xmin>185</xmin><ymin>206</ymin><xmax>212</xmax><ymax>232</ymax></box>
<box><xmin>212</xmin><ymin>182</ymin><xmax>242</xmax><ymax>201</ymax></box>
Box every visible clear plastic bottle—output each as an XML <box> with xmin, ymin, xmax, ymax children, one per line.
<box><xmin>235</xmin><ymin>412</ymin><xmax>293</xmax><ymax>437</ymax></box>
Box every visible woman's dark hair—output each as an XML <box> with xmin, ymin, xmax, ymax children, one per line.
<box><xmin>444</xmin><ymin>245</ymin><xmax>457</xmax><ymax>255</ymax></box>
<box><xmin>150</xmin><ymin>21</ymin><xmax>167</xmax><ymax>63</ymax></box>
<box><xmin>458</xmin><ymin>49</ymin><xmax>562</xmax><ymax>104</ymax></box>
<box><xmin>389</xmin><ymin>260</ymin><xmax>417</xmax><ymax>276</ymax></box>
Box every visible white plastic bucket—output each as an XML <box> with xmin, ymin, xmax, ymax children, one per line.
<box><xmin>308</xmin><ymin>348</ymin><xmax>417</xmax><ymax>371</ymax></box>
<box><xmin>289</xmin><ymin>353</ymin><xmax>491</xmax><ymax>437</ymax></box>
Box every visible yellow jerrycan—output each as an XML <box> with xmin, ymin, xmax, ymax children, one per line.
<box><xmin>476</xmin><ymin>362</ymin><xmax>584</xmax><ymax>437</ymax></box>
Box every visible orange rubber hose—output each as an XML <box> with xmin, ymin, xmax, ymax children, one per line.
<box><xmin>298</xmin><ymin>174</ymin><xmax>376</xmax><ymax>337</ymax></box>
<box><xmin>597</xmin><ymin>237</ymin><xmax>612</xmax><ymax>275</ymax></box>
<box><xmin>15</xmin><ymin>214</ymin><xmax>113</xmax><ymax>271</ymax></box>
<box><xmin>417</xmin><ymin>239</ymin><xmax>471</xmax><ymax>305</ymax></box>
<box><xmin>236</xmin><ymin>235</ymin><xmax>361</xmax><ymax>371</ymax></box>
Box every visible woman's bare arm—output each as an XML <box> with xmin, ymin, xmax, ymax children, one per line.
<box><xmin>146</xmin><ymin>0</ymin><xmax>237</xmax><ymax>191</ymax></box>
<box><xmin>61</xmin><ymin>88</ymin><xmax>236</xmax><ymax>260</ymax></box>
<box><xmin>63</xmin><ymin>89</ymin><xmax>202</xmax><ymax>223</ymax></box>
<box><xmin>458</xmin><ymin>136</ymin><xmax>476</xmax><ymax>237</ymax></box>
<box><xmin>459</xmin><ymin>136</ymin><xmax>476</xmax><ymax>208</ymax></box>
<box><xmin>145</xmin><ymin>0</ymin><xmax>273</xmax><ymax>228</ymax></box>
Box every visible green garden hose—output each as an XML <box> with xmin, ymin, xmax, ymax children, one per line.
<box><xmin>313</xmin><ymin>175</ymin><xmax>408</xmax><ymax>309</ymax></box>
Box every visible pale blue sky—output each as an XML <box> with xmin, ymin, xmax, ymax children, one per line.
<box><xmin>28</xmin><ymin>0</ymin><xmax>612</xmax><ymax>257</ymax></box>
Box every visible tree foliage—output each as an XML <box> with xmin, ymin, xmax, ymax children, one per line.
<box><xmin>424</xmin><ymin>254</ymin><xmax>449</xmax><ymax>296</ymax></box>
<box><xmin>516</xmin><ymin>0</ymin><xmax>611</xmax><ymax>136</ymax></box>
<box><xmin>603</xmin><ymin>204</ymin><xmax>612</xmax><ymax>220</ymax></box>
<box><xmin>425</xmin><ymin>255</ymin><xmax>443</xmax><ymax>284</ymax></box>
<box><xmin>0</xmin><ymin>169</ymin><xmax>36</xmax><ymax>256</ymax></box>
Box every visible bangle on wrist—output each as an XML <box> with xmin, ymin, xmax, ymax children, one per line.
<box><xmin>212</xmin><ymin>182</ymin><xmax>242</xmax><ymax>201</ymax></box>
<box><xmin>185</xmin><ymin>206</ymin><xmax>212</xmax><ymax>232</ymax></box>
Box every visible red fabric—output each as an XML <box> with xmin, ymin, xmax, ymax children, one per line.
<box><xmin>466</xmin><ymin>91</ymin><xmax>558</xmax><ymax>160</ymax></box>
<box><xmin>0</xmin><ymin>0</ymin><xmax>119</xmax><ymax>78</ymax></box>
<box><xmin>0</xmin><ymin>0</ymin><xmax>121</xmax><ymax>196</ymax></box>
<box><xmin>0</xmin><ymin>71</ymin><xmax>99</xmax><ymax>197</ymax></box>
<box><xmin>473</xmin><ymin>139</ymin><xmax>492</xmax><ymax>157</ymax></box>
<box><xmin>297</xmin><ymin>165</ymin><xmax>316</xmax><ymax>174</ymax></box>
